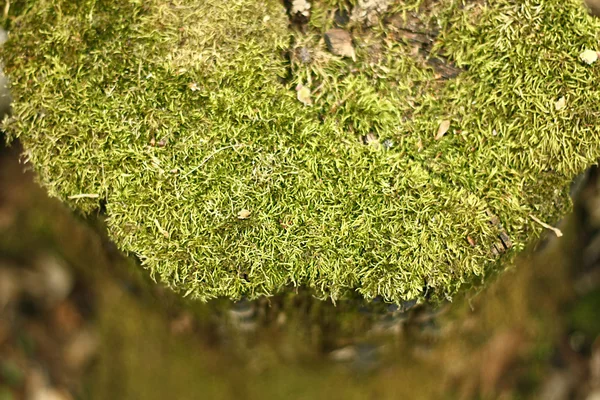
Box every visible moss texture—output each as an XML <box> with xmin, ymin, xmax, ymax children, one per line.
<box><xmin>2</xmin><ymin>0</ymin><xmax>600</xmax><ymax>303</ymax></box>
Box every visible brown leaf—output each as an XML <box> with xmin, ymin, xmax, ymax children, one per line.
<box><xmin>435</xmin><ymin>120</ymin><xmax>451</xmax><ymax>140</ymax></box>
<box><xmin>324</xmin><ymin>29</ymin><xmax>356</xmax><ymax>60</ymax></box>
<box><xmin>467</xmin><ymin>236</ymin><xmax>477</xmax><ymax>247</ymax></box>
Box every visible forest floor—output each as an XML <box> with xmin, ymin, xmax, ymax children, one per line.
<box><xmin>0</xmin><ymin>139</ymin><xmax>599</xmax><ymax>399</ymax></box>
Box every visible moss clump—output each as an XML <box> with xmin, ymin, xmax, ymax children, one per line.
<box><xmin>2</xmin><ymin>0</ymin><xmax>600</xmax><ymax>302</ymax></box>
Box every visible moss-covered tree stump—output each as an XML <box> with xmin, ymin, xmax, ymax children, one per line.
<box><xmin>2</xmin><ymin>0</ymin><xmax>600</xmax><ymax>303</ymax></box>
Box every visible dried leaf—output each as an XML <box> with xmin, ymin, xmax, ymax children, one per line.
<box><xmin>237</xmin><ymin>209</ymin><xmax>252</xmax><ymax>220</ymax></box>
<box><xmin>324</xmin><ymin>29</ymin><xmax>356</xmax><ymax>60</ymax></box>
<box><xmin>554</xmin><ymin>96</ymin><xmax>566</xmax><ymax>111</ymax></box>
<box><xmin>296</xmin><ymin>85</ymin><xmax>312</xmax><ymax>106</ymax></box>
<box><xmin>580</xmin><ymin>49</ymin><xmax>599</xmax><ymax>65</ymax></box>
<box><xmin>467</xmin><ymin>236</ymin><xmax>477</xmax><ymax>247</ymax></box>
<box><xmin>435</xmin><ymin>120</ymin><xmax>451</xmax><ymax>140</ymax></box>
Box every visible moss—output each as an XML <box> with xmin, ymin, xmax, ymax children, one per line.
<box><xmin>2</xmin><ymin>0</ymin><xmax>600</xmax><ymax>303</ymax></box>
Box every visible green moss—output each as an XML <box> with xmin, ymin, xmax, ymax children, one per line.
<box><xmin>2</xmin><ymin>0</ymin><xmax>600</xmax><ymax>303</ymax></box>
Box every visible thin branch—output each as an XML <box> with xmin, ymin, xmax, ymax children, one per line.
<box><xmin>68</xmin><ymin>193</ymin><xmax>99</xmax><ymax>199</ymax></box>
<box><xmin>529</xmin><ymin>214</ymin><xmax>563</xmax><ymax>237</ymax></box>
<box><xmin>182</xmin><ymin>144</ymin><xmax>244</xmax><ymax>178</ymax></box>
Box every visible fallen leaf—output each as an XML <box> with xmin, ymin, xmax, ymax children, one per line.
<box><xmin>237</xmin><ymin>209</ymin><xmax>252</xmax><ymax>220</ymax></box>
<box><xmin>580</xmin><ymin>49</ymin><xmax>599</xmax><ymax>65</ymax></box>
<box><xmin>554</xmin><ymin>96</ymin><xmax>566</xmax><ymax>111</ymax></box>
<box><xmin>296</xmin><ymin>85</ymin><xmax>312</xmax><ymax>106</ymax></box>
<box><xmin>435</xmin><ymin>120</ymin><xmax>451</xmax><ymax>140</ymax></box>
<box><xmin>467</xmin><ymin>236</ymin><xmax>477</xmax><ymax>247</ymax></box>
<box><xmin>324</xmin><ymin>29</ymin><xmax>356</xmax><ymax>60</ymax></box>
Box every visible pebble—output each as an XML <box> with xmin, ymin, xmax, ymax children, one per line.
<box><xmin>296</xmin><ymin>47</ymin><xmax>311</xmax><ymax>64</ymax></box>
<box><xmin>329</xmin><ymin>345</ymin><xmax>357</xmax><ymax>362</ymax></box>
<box><xmin>63</xmin><ymin>329</ymin><xmax>98</xmax><ymax>370</ymax></box>
<box><xmin>351</xmin><ymin>0</ymin><xmax>391</xmax><ymax>26</ymax></box>
<box><xmin>290</xmin><ymin>0</ymin><xmax>311</xmax><ymax>17</ymax></box>
<box><xmin>22</xmin><ymin>255</ymin><xmax>73</xmax><ymax>308</ymax></box>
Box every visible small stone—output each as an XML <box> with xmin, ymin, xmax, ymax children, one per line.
<box><xmin>329</xmin><ymin>346</ymin><xmax>357</xmax><ymax>362</ymax></box>
<box><xmin>22</xmin><ymin>255</ymin><xmax>73</xmax><ymax>308</ymax></box>
<box><xmin>324</xmin><ymin>29</ymin><xmax>355</xmax><ymax>60</ymax></box>
<box><xmin>351</xmin><ymin>0</ymin><xmax>391</xmax><ymax>27</ymax></box>
<box><xmin>297</xmin><ymin>47</ymin><xmax>312</xmax><ymax>64</ymax></box>
<box><xmin>362</xmin><ymin>132</ymin><xmax>379</xmax><ymax>147</ymax></box>
<box><xmin>435</xmin><ymin>120</ymin><xmax>451</xmax><ymax>140</ymax></box>
<box><xmin>296</xmin><ymin>84</ymin><xmax>312</xmax><ymax>106</ymax></box>
<box><xmin>580</xmin><ymin>49</ymin><xmax>599</xmax><ymax>65</ymax></box>
<box><xmin>290</xmin><ymin>0</ymin><xmax>311</xmax><ymax>17</ymax></box>
<box><xmin>63</xmin><ymin>329</ymin><xmax>98</xmax><ymax>370</ymax></box>
<box><xmin>554</xmin><ymin>96</ymin><xmax>566</xmax><ymax>111</ymax></box>
<box><xmin>237</xmin><ymin>209</ymin><xmax>252</xmax><ymax>220</ymax></box>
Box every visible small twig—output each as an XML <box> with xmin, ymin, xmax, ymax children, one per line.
<box><xmin>182</xmin><ymin>144</ymin><xmax>243</xmax><ymax>178</ymax></box>
<box><xmin>67</xmin><ymin>193</ymin><xmax>99</xmax><ymax>199</ymax></box>
<box><xmin>3</xmin><ymin>1</ymin><xmax>10</xmax><ymax>22</ymax></box>
<box><xmin>529</xmin><ymin>214</ymin><xmax>563</xmax><ymax>237</ymax></box>
<box><xmin>154</xmin><ymin>219</ymin><xmax>169</xmax><ymax>238</ymax></box>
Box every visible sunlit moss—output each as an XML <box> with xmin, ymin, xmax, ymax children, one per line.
<box><xmin>2</xmin><ymin>0</ymin><xmax>600</xmax><ymax>303</ymax></box>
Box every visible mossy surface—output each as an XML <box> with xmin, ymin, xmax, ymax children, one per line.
<box><xmin>2</xmin><ymin>0</ymin><xmax>600</xmax><ymax>302</ymax></box>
